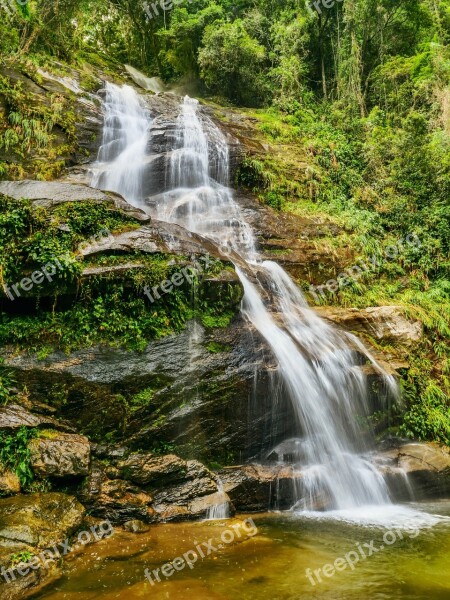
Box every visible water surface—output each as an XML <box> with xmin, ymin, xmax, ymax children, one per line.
<box><xmin>34</xmin><ymin>501</ymin><xmax>450</xmax><ymax>600</ymax></box>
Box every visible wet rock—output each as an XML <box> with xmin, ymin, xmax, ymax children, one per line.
<box><xmin>219</xmin><ymin>464</ymin><xmax>301</xmax><ymax>512</ymax></box>
<box><xmin>117</xmin><ymin>453</ymin><xmax>187</xmax><ymax>486</ymax></box>
<box><xmin>29</xmin><ymin>433</ymin><xmax>90</xmax><ymax>479</ymax></box>
<box><xmin>0</xmin><ymin>556</ymin><xmax>60</xmax><ymax>600</ymax></box>
<box><xmin>316</xmin><ymin>306</ymin><xmax>423</xmax><ymax>346</ymax></box>
<box><xmin>123</xmin><ymin>519</ymin><xmax>151</xmax><ymax>533</ymax></box>
<box><xmin>153</xmin><ymin>476</ymin><xmax>218</xmax><ymax>506</ymax></box>
<box><xmin>5</xmin><ymin>318</ymin><xmax>297</xmax><ymax>464</ymax></box>
<box><xmin>0</xmin><ymin>470</ymin><xmax>20</xmax><ymax>497</ymax></box>
<box><xmin>79</xmin><ymin>461</ymin><xmax>155</xmax><ymax>523</ymax></box>
<box><xmin>0</xmin><ymin>493</ymin><xmax>85</xmax><ymax>549</ymax></box>
<box><xmin>377</xmin><ymin>442</ymin><xmax>450</xmax><ymax>500</ymax></box>
<box><xmin>188</xmin><ymin>491</ymin><xmax>233</xmax><ymax>519</ymax></box>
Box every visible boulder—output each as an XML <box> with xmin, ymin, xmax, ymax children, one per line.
<box><xmin>0</xmin><ymin>493</ymin><xmax>85</xmax><ymax>549</ymax></box>
<box><xmin>122</xmin><ymin>519</ymin><xmax>151</xmax><ymax>534</ymax></box>
<box><xmin>219</xmin><ymin>464</ymin><xmax>301</xmax><ymax>512</ymax></box>
<box><xmin>188</xmin><ymin>491</ymin><xmax>233</xmax><ymax>518</ymax></box>
<box><xmin>0</xmin><ymin>553</ymin><xmax>59</xmax><ymax>600</ymax></box>
<box><xmin>79</xmin><ymin>461</ymin><xmax>155</xmax><ymax>523</ymax></box>
<box><xmin>117</xmin><ymin>453</ymin><xmax>186</xmax><ymax>486</ymax></box>
<box><xmin>29</xmin><ymin>433</ymin><xmax>90</xmax><ymax>478</ymax></box>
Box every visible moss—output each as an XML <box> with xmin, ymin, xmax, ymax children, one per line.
<box><xmin>206</xmin><ymin>342</ymin><xmax>231</xmax><ymax>353</ymax></box>
<box><xmin>201</xmin><ymin>312</ymin><xmax>235</xmax><ymax>329</ymax></box>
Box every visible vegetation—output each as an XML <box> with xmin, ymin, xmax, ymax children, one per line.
<box><xmin>0</xmin><ymin>196</ymin><xmax>240</xmax><ymax>353</ymax></box>
<box><xmin>0</xmin><ymin>358</ymin><xmax>16</xmax><ymax>405</ymax></box>
<box><xmin>0</xmin><ymin>0</ymin><xmax>448</xmax><ymax>444</ymax></box>
<box><xmin>0</xmin><ymin>426</ymin><xmax>37</xmax><ymax>487</ymax></box>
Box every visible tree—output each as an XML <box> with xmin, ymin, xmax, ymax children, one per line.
<box><xmin>198</xmin><ymin>19</ymin><xmax>267</xmax><ymax>106</ymax></box>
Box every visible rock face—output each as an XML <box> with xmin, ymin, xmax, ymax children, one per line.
<box><xmin>316</xmin><ymin>306</ymin><xmax>423</xmax><ymax>346</ymax></box>
<box><xmin>29</xmin><ymin>433</ymin><xmax>90</xmax><ymax>478</ymax></box>
<box><xmin>0</xmin><ymin>404</ymin><xmax>71</xmax><ymax>432</ymax></box>
<box><xmin>0</xmin><ymin>493</ymin><xmax>85</xmax><ymax>549</ymax></box>
<box><xmin>79</xmin><ymin>451</ymin><xmax>231</xmax><ymax>523</ymax></box>
<box><xmin>0</xmin><ymin>62</ymin><xmax>104</xmax><ymax>176</ymax></box>
<box><xmin>5</xmin><ymin>318</ymin><xmax>298</xmax><ymax>464</ymax></box>
<box><xmin>377</xmin><ymin>442</ymin><xmax>450</xmax><ymax>500</ymax></box>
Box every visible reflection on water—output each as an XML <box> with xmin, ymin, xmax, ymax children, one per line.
<box><xmin>34</xmin><ymin>501</ymin><xmax>450</xmax><ymax>600</ymax></box>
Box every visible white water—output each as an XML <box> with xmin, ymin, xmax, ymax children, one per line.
<box><xmin>91</xmin><ymin>82</ymin><xmax>149</xmax><ymax>204</ymax></box>
<box><xmin>206</xmin><ymin>480</ymin><xmax>231</xmax><ymax>521</ymax></box>
<box><xmin>91</xmin><ymin>87</ymin><xmax>440</xmax><ymax>527</ymax></box>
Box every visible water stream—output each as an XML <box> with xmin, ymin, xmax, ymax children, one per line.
<box><xmin>90</xmin><ymin>85</ymin><xmax>441</xmax><ymax>526</ymax></box>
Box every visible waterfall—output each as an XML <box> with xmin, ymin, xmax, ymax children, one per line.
<box><xmin>206</xmin><ymin>479</ymin><xmax>231</xmax><ymax>521</ymax></box>
<box><xmin>91</xmin><ymin>82</ymin><xmax>149</xmax><ymax>204</ymax></box>
<box><xmin>150</xmin><ymin>95</ymin><xmax>397</xmax><ymax>512</ymax></box>
<box><xmin>92</xmin><ymin>87</ymin><xmax>404</xmax><ymax>516</ymax></box>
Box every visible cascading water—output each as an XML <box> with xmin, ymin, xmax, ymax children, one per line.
<box><xmin>91</xmin><ymin>85</ymin><xmax>443</xmax><ymax>526</ymax></box>
<box><xmin>149</xmin><ymin>96</ymin><xmax>395</xmax><ymax>512</ymax></box>
<box><xmin>91</xmin><ymin>82</ymin><xmax>149</xmax><ymax>203</ymax></box>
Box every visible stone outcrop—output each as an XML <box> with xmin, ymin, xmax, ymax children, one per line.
<box><xmin>0</xmin><ymin>180</ymin><xmax>150</xmax><ymax>222</ymax></box>
<box><xmin>316</xmin><ymin>306</ymin><xmax>423</xmax><ymax>346</ymax></box>
<box><xmin>0</xmin><ymin>63</ymin><xmax>104</xmax><ymax>174</ymax></box>
<box><xmin>4</xmin><ymin>318</ymin><xmax>298</xmax><ymax>464</ymax></box>
<box><xmin>79</xmin><ymin>452</ymin><xmax>231</xmax><ymax>523</ymax></box>
<box><xmin>0</xmin><ymin>493</ymin><xmax>85</xmax><ymax>549</ymax></box>
<box><xmin>377</xmin><ymin>442</ymin><xmax>450</xmax><ymax>500</ymax></box>
<box><xmin>29</xmin><ymin>433</ymin><xmax>90</xmax><ymax>479</ymax></box>
<box><xmin>0</xmin><ymin>404</ymin><xmax>71</xmax><ymax>432</ymax></box>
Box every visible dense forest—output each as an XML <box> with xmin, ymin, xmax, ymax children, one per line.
<box><xmin>1</xmin><ymin>0</ymin><xmax>449</xmax><ymax>444</ymax></box>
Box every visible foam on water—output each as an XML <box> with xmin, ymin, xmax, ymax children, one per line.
<box><xmin>298</xmin><ymin>504</ymin><xmax>450</xmax><ymax>529</ymax></box>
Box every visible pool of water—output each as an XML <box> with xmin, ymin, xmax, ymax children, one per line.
<box><xmin>33</xmin><ymin>501</ymin><xmax>450</xmax><ymax>600</ymax></box>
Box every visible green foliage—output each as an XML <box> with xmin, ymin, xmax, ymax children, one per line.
<box><xmin>0</xmin><ymin>427</ymin><xmax>38</xmax><ymax>487</ymax></box>
<box><xmin>9</xmin><ymin>551</ymin><xmax>34</xmax><ymax>568</ymax></box>
<box><xmin>0</xmin><ymin>70</ymin><xmax>78</xmax><ymax>180</ymax></box>
<box><xmin>0</xmin><ymin>358</ymin><xmax>16</xmax><ymax>405</ymax></box>
<box><xmin>199</xmin><ymin>19</ymin><xmax>267</xmax><ymax>106</ymax></box>
<box><xmin>206</xmin><ymin>341</ymin><xmax>231</xmax><ymax>353</ymax></box>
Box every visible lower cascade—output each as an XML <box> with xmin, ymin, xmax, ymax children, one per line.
<box><xmin>90</xmin><ymin>83</ymin><xmax>436</xmax><ymax>524</ymax></box>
